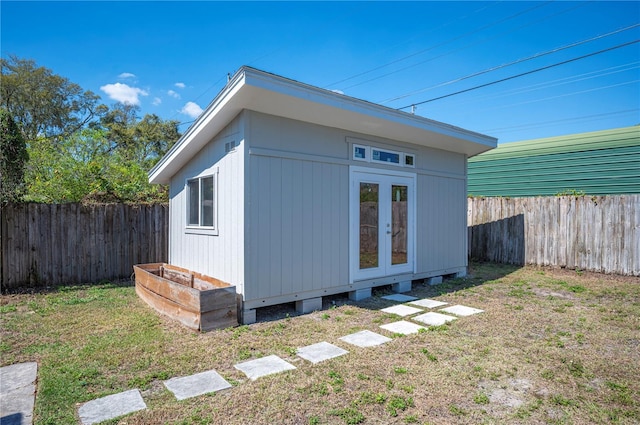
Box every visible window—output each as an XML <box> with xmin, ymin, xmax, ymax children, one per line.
<box><xmin>352</xmin><ymin>144</ymin><xmax>369</xmax><ymax>162</ymax></box>
<box><xmin>187</xmin><ymin>174</ymin><xmax>217</xmax><ymax>228</ymax></box>
<box><xmin>404</xmin><ymin>154</ymin><xmax>415</xmax><ymax>168</ymax></box>
<box><xmin>372</xmin><ymin>148</ymin><xmax>400</xmax><ymax>165</ymax></box>
<box><xmin>351</xmin><ymin>141</ymin><xmax>415</xmax><ymax>168</ymax></box>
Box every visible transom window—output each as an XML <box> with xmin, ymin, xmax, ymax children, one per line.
<box><xmin>187</xmin><ymin>174</ymin><xmax>217</xmax><ymax>228</ymax></box>
<box><xmin>352</xmin><ymin>143</ymin><xmax>415</xmax><ymax>168</ymax></box>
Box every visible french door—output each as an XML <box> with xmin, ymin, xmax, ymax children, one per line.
<box><xmin>350</xmin><ymin>167</ymin><xmax>415</xmax><ymax>282</ymax></box>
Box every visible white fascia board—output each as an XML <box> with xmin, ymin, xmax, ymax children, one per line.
<box><xmin>149</xmin><ymin>67</ymin><xmax>497</xmax><ymax>184</ymax></box>
<box><xmin>149</xmin><ymin>72</ymin><xmax>248</xmax><ymax>184</ymax></box>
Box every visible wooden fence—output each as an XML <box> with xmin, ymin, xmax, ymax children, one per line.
<box><xmin>468</xmin><ymin>195</ymin><xmax>640</xmax><ymax>276</ymax></box>
<box><xmin>1</xmin><ymin>203</ymin><xmax>168</xmax><ymax>291</ymax></box>
<box><xmin>2</xmin><ymin>196</ymin><xmax>638</xmax><ymax>291</ymax></box>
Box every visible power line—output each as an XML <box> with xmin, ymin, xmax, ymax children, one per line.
<box><xmin>428</xmin><ymin>61</ymin><xmax>640</xmax><ymax>109</ymax></box>
<box><xmin>479</xmin><ymin>109</ymin><xmax>639</xmax><ymax>134</ymax></box>
<box><xmin>483</xmin><ymin>79</ymin><xmax>640</xmax><ymax>111</ymax></box>
<box><xmin>397</xmin><ymin>39</ymin><xmax>640</xmax><ymax>110</ymax></box>
<box><xmin>337</xmin><ymin>1</ymin><xmax>589</xmax><ymax>92</ymax></box>
<box><xmin>322</xmin><ymin>0</ymin><xmax>505</xmax><ymax>88</ymax></box>
<box><xmin>383</xmin><ymin>23</ymin><xmax>640</xmax><ymax>104</ymax></box>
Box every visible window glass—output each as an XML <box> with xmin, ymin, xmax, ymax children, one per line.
<box><xmin>354</xmin><ymin>146</ymin><xmax>366</xmax><ymax>159</ymax></box>
<box><xmin>200</xmin><ymin>176</ymin><xmax>214</xmax><ymax>227</ymax></box>
<box><xmin>359</xmin><ymin>182</ymin><xmax>379</xmax><ymax>269</ymax></box>
<box><xmin>187</xmin><ymin>179</ymin><xmax>199</xmax><ymax>226</ymax></box>
<box><xmin>372</xmin><ymin>149</ymin><xmax>400</xmax><ymax>164</ymax></box>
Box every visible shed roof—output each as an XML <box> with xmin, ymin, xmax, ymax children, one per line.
<box><xmin>150</xmin><ymin>66</ymin><xmax>497</xmax><ymax>184</ymax></box>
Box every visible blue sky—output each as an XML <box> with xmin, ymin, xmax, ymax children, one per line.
<box><xmin>2</xmin><ymin>1</ymin><xmax>639</xmax><ymax>143</ymax></box>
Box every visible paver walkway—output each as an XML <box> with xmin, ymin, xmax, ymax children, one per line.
<box><xmin>297</xmin><ymin>342</ymin><xmax>348</xmax><ymax>364</ymax></box>
<box><xmin>77</xmin><ymin>389</ymin><xmax>146</xmax><ymax>425</ymax></box>
<box><xmin>0</xmin><ymin>362</ymin><xmax>37</xmax><ymax>425</ymax></box>
<box><xmin>339</xmin><ymin>330</ymin><xmax>391</xmax><ymax>347</ymax></box>
<box><xmin>68</xmin><ymin>296</ymin><xmax>484</xmax><ymax>423</ymax></box>
<box><xmin>164</xmin><ymin>370</ymin><xmax>232</xmax><ymax>401</ymax></box>
<box><xmin>234</xmin><ymin>355</ymin><xmax>297</xmax><ymax>381</ymax></box>
<box><xmin>380</xmin><ymin>304</ymin><xmax>423</xmax><ymax>317</ymax></box>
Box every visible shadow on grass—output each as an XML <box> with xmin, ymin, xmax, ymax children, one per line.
<box><xmin>1</xmin><ymin>278</ymin><xmax>134</xmax><ymax>296</ymax></box>
<box><xmin>255</xmin><ymin>261</ymin><xmax>522</xmax><ymax>323</ymax></box>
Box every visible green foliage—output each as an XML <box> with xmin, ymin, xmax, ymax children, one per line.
<box><xmin>474</xmin><ymin>392</ymin><xmax>490</xmax><ymax>404</ymax></box>
<box><xmin>24</xmin><ymin>128</ymin><xmax>170</xmax><ymax>203</ymax></box>
<box><xmin>1</xmin><ymin>55</ymin><xmax>105</xmax><ymax>143</ymax></box>
<box><xmin>99</xmin><ymin>103</ymin><xmax>180</xmax><ymax>169</ymax></box>
<box><xmin>0</xmin><ymin>108</ymin><xmax>29</xmax><ymax>203</ymax></box>
<box><xmin>2</xmin><ymin>56</ymin><xmax>180</xmax><ymax>203</ymax></box>
<box><xmin>386</xmin><ymin>396</ymin><xmax>414</xmax><ymax>417</ymax></box>
<box><xmin>328</xmin><ymin>407</ymin><xmax>365</xmax><ymax>424</ymax></box>
<box><xmin>555</xmin><ymin>189</ymin><xmax>586</xmax><ymax>197</ymax></box>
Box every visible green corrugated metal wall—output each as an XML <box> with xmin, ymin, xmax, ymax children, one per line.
<box><xmin>468</xmin><ymin>126</ymin><xmax>640</xmax><ymax>197</ymax></box>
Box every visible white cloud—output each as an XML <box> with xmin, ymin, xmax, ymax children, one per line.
<box><xmin>331</xmin><ymin>89</ymin><xmax>344</xmax><ymax>95</ymax></box>
<box><xmin>100</xmin><ymin>83</ymin><xmax>148</xmax><ymax>105</ymax></box>
<box><xmin>174</xmin><ymin>82</ymin><xmax>186</xmax><ymax>89</ymax></box>
<box><xmin>181</xmin><ymin>101</ymin><xmax>203</xmax><ymax>119</ymax></box>
<box><xmin>118</xmin><ymin>72</ymin><xmax>136</xmax><ymax>79</ymax></box>
<box><xmin>152</xmin><ymin>97</ymin><xmax>162</xmax><ymax>106</ymax></box>
<box><xmin>167</xmin><ymin>90</ymin><xmax>181</xmax><ymax>99</ymax></box>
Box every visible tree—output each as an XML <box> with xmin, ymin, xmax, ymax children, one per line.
<box><xmin>1</xmin><ymin>55</ymin><xmax>105</xmax><ymax>143</ymax></box>
<box><xmin>25</xmin><ymin>127</ymin><xmax>171</xmax><ymax>203</ymax></box>
<box><xmin>0</xmin><ymin>108</ymin><xmax>29</xmax><ymax>203</ymax></box>
<box><xmin>99</xmin><ymin>103</ymin><xmax>180</xmax><ymax>168</ymax></box>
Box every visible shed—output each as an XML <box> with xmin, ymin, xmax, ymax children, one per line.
<box><xmin>149</xmin><ymin>67</ymin><xmax>496</xmax><ymax>324</ymax></box>
<box><xmin>468</xmin><ymin>125</ymin><xmax>640</xmax><ymax>197</ymax></box>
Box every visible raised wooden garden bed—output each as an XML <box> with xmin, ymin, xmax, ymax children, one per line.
<box><xmin>133</xmin><ymin>263</ymin><xmax>237</xmax><ymax>331</ymax></box>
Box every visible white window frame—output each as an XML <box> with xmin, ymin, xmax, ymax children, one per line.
<box><xmin>371</xmin><ymin>147</ymin><xmax>402</xmax><ymax>166</ymax></box>
<box><xmin>403</xmin><ymin>153</ymin><xmax>415</xmax><ymax>168</ymax></box>
<box><xmin>185</xmin><ymin>169</ymin><xmax>219</xmax><ymax>235</ymax></box>
<box><xmin>350</xmin><ymin>139</ymin><xmax>416</xmax><ymax>169</ymax></box>
<box><xmin>353</xmin><ymin>143</ymin><xmax>369</xmax><ymax>162</ymax></box>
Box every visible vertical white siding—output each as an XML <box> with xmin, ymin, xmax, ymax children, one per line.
<box><xmin>245</xmin><ymin>155</ymin><xmax>349</xmax><ymax>303</ymax></box>
<box><xmin>416</xmin><ymin>174</ymin><xmax>467</xmax><ymax>272</ymax></box>
<box><xmin>168</xmin><ymin>113</ymin><xmax>245</xmax><ymax>293</ymax></box>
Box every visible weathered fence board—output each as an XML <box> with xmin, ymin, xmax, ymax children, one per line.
<box><xmin>468</xmin><ymin>195</ymin><xmax>639</xmax><ymax>276</ymax></box>
<box><xmin>1</xmin><ymin>203</ymin><xmax>168</xmax><ymax>291</ymax></box>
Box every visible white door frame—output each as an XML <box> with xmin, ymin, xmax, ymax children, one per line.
<box><xmin>349</xmin><ymin>166</ymin><xmax>416</xmax><ymax>283</ymax></box>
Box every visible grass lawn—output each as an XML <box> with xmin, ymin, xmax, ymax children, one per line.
<box><xmin>1</xmin><ymin>262</ymin><xmax>639</xmax><ymax>424</ymax></box>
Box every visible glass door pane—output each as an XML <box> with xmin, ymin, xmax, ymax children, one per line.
<box><xmin>359</xmin><ymin>182</ymin><xmax>379</xmax><ymax>269</ymax></box>
<box><xmin>391</xmin><ymin>185</ymin><xmax>408</xmax><ymax>265</ymax></box>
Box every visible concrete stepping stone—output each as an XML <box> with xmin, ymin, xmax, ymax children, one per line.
<box><xmin>440</xmin><ymin>305</ymin><xmax>484</xmax><ymax>316</ymax></box>
<box><xmin>380</xmin><ymin>304</ymin><xmax>423</xmax><ymax>317</ymax></box>
<box><xmin>339</xmin><ymin>330</ymin><xmax>392</xmax><ymax>347</ymax></box>
<box><xmin>0</xmin><ymin>362</ymin><xmax>37</xmax><ymax>425</ymax></box>
<box><xmin>164</xmin><ymin>369</ymin><xmax>232</xmax><ymax>401</ymax></box>
<box><xmin>412</xmin><ymin>312</ymin><xmax>457</xmax><ymax>326</ymax></box>
<box><xmin>380</xmin><ymin>320</ymin><xmax>425</xmax><ymax>335</ymax></box>
<box><xmin>409</xmin><ymin>298</ymin><xmax>448</xmax><ymax>309</ymax></box>
<box><xmin>381</xmin><ymin>294</ymin><xmax>418</xmax><ymax>302</ymax></box>
<box><xmin>78</xmin><ymin>389</ymin><xmax>146</xmax><ymax>425</ymax></box>
<box><xmin>297</xmin><ymin>342</ymin><xmax>348</xmax><ymax>364</ymax></box>
<box><xmin>234</xmin><ymin>355</ymin><xmax>296</xmax><ymax>381</ymax></box>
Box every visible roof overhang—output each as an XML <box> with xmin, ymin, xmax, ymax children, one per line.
<box><xmin>149</xmin><ymin>66</ymin><xmax>497</xmax><ymax>184</ymax></box>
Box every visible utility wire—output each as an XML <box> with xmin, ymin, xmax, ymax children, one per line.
<box><xmin>483</xmin><ymin>79</ymin><xmax>640</xmax><ymax>111</ymax></box>
<box><xmin>481</xmin><ymin>109</ymin><xmax>639</xmax><ymax>133</ymax></box>
<box><xmin>383</xmin><ymin>23</ymin><xmax>640</xmax><ymax>104</ymax></box>
<box><xmin>338</xmin><ymin>1</ymin><xmax>589</xmax><ymax>92</ymax></box>
<box><xmin>323</xmin><ymin>0</ymin><xmax>505</xmax><ymax>88</ymax></box>
<box><xmin>397</xmin><ymin>39</ymin><xmax>640</xmax><ymax>110</ymax></box>
<box><xmin>422</xmin><ymin>61</ymin><xmax>640</xmax><ymax>109</ymax></box>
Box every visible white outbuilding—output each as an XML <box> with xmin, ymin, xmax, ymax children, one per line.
<box><xmin>149</xmin><ymin>67</ymin><xmax>496</xmax><ymax>324</ymax></box>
